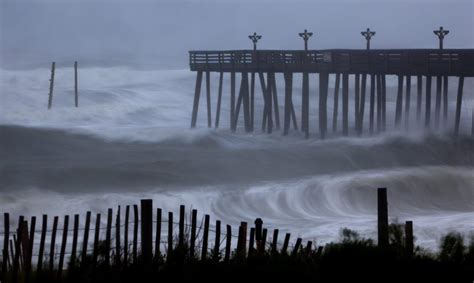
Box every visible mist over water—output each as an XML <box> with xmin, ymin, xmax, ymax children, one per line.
<box><xmin>0</xmin><ymin>66</ymin><xmax>473</xmax><ymax>250</ymax></box>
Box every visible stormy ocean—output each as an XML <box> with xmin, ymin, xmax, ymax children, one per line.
<box><xmin>1</xmin><ymin>66</ymin><xmax>473</xmax><ymax>250</ymax></box>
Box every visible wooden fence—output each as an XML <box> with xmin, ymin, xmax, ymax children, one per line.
<box><xmin>0</xmin><ymin>188</ymin><xmax>413</xmax><ymax>281</ymax></box>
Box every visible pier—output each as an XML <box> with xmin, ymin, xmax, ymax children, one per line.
<box><xmin>189</xmin><ymin>48</ymin><xmax>474</xmax><ymax>138</ymax></box>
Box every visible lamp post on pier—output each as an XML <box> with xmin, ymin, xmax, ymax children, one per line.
<box><xmin>248</xmin><ymin>32</ymin><xmax>262</xmax><ymax>51</ymax></box>
<box><xmin>298</xmin><ymin>29</ymin><xmax>313</xmax><ymax>51</ymax></box>
<box><xmin>433</xmin><ymin>26</ymin><xmax>449</xmax><ymax>50</ymax></box>
<box><xmin>361</xmin><ymin>28</ymin><xmax>376</xmax><ymax>50</ymax></box>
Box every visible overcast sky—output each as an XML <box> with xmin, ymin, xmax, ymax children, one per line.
<box><xmin>1</xmin><ymin>0</ymin><xmax>473</xmax><ymax>69</ymax></box>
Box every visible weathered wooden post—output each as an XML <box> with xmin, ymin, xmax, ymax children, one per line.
<box><xmin>443</xmin><ymin>76</ymin><xmax>448</xmax><ymax>124</ymax></box>
<box><xmin>70</xmin><ymin>214</ymin><xmax>79</xmax><ymax>268</ymax></box>
<box><xmin>230</xmin><ymin>72</ymin><xmax>236</xmax><ymax>131</ymax></box>
<box><xmin>74</xmin><ymin>61</ymin><xmax>78</xmax><ymax>107</ymax></box>
<box><xmin>382</xmin><ymin>75</ymin><xmax>387</xmax><ymax>131</ymax></box>
<box><xmin>248</xmin><ymin>228</ymin><xmax>255</xmax><ymax>256</ymax></box>
<box><xmin>283</xmin><ymin>72</ymin><xmax>293</xmax><ymax>135</ymax></box>
<box><xmin>201</xmin><ymin>214</ymin><xmax>210</xmax><ymax>260</ymax></box>
<box><xmin>178</xmin><ymin>205</ymin><xmax>185</xmax><ymax>248</ymax></box>
<box><xmin>333</xmin><ymin>73</ymin><xmax>341</xmax><ymax>132</ymax></box>
<box><xmin>213</xmin><ymin>220</ymin><xmax>221</xmax><ymax>261</ymax></box>
<box><xmin>435</xmin><ymin>76</ymin><xmax>442</xmax><ymax>128</ymax></box>
<box><xmin>417</xmin><ymin>75</ymin><xmax>423</xmax><ymax>123</ymax></box>
<box><xmin>342</xmin><ymin>73</ymin><xmax>349</xmax><ymax>136</ymax></box>
<box><xmin>361</xmin><ymin>28</ymin><xmax>376</xmax><ymax>50</ymax></box>
<box><xmin>141</xmin><ymin>199</ymin><xmax>153</xmax><ymax>265</ymax></box>
<box><xmin>115</xmin><ymin>208</ymin><xmax>120</xmax><ymax>265</ymax></box>
<box><xmin>354</xmin><ymin>74</ymin><xmax>360</xmax><ymax>131</ymax></box>
<box><xmin>224</xmin><ymin>225</ymin><xmax>231</xmax><ymax>262</ymax></box>
<box><xmin>302</xmin><ymin>72</ymin><xmax>309</xmax><ymax>138</ymax></box>
<box><xmin>425</xmin><ymin>76</ymin><xmax>432</xmax><ymax>127</ymax></box>
<box><xmin>167</xmin><ymin>212</ymin><xmax>173</xmax><ymax>257</ymax></box>
<box><xmin>369</xmin><ymin>74</ymin><xmax>375</xmax><ymax>134</ymax></box>
<box><xmin>405</xmin><ymin>221</ymin><xmax>414</xmax><ymax>256</ymax></box>
<box><xmin>58</xmin><ymin>215</ymin><xmax>69</xmax><ymax>278</ymax></box>
<box><xmin>215</xmin><ymin>72</ymin><xmax>224</xmax><ymax>128</ymax></box>
<box><xmin>190</xmin><ymin>71</ymin><xmax>203</xmax><ymax>128</ymax></box>
<box><xmin>377</xmin><ymin>188</ymin><xmax>389</xmax><ymax>248</ymax></box>
<box><xmin>105</xmin><ymin>209</ymin><xmax>112</xmax><ymax>266</ymax></box>
<box><xmin>155</xmin><ymin>208</ymin><xmax>162</xmax><ymax>259</ymax></box>
<box><xmin>292</xmin><ymin>238</ymin><xmax>302</xmax><ymax>256</ymax></box>
<box><xmin>47</xmin><ymin>216</ymin><xmax>58</xmax><ymax>271</ymax></box>
<box><xmin>254</xmin><ymin>218</ymin><xmax>263</xmax><ymax>253</ymax></box>
<box><xmin>358</xmin><ymin>74</ymin><xmax>367</xmax><ymax>135</ymax></box>
<box><xmin>123</xmin><ymin>207</ymin><xmax>129</xmax><ymax>264</ymax></box>
<box><xmin>433</xmin><ymin>26</ymin><xmax>449</xmax><ymax>50</ymax></box>
<box><xmin>133</xmin><ymin>205</ymin><xmax>138</xmax><ymax>262</ymax></box>
<box><xmin>298</xmin><ymin>29</ymin><xmax>313</xmax><ymax>51</ymax></box>
<box><xmin>271</xmin><ymin>73</ymin><xmax>281</xmax><ymax>131</ymax></box>
<box><xmin>12</xmin><ymin>216</ymin><xmax>24</xmax><ymax>283</ymax></box>
<box><xmin>405</xmin><ymin>76</ymin><xmax>412</xmax><ymax>129</ymax></box>
<box><xmin>92</xmin><ymin>214</ymin><xmax>101</xmax><ymax>265</ymax></box>
<box><xmin>48</xmin><ymin>62</ymin><xmax>55</xmax><ymax>109</ymax></box>
<box><xmin>2</xmin><ymin>213</ymin><xmax>10</xmax><ymax>280</ymax></box>
<box><xmin>37</xmin><ymin>215</ymin><xmax>47</xmax><ymax>271</ymax></box>
<box><xmin>376</xmin><ymin>74</ymin><xmax>383</xmax><ymax>131</ymax></box>
<box><xmin>81</xmin><ymin>211</ymin><xmax>91</xmax><ymax>267</ymax></box>
<box><xmin>454</xmin><ymin>76</ymin><xmax>464</xmax><ymax>136</ymax></box>
<box><xmin>206</xmin><ymin>71</ymin><xmax>212</xmax><ymax>128</ymax></box>
<box><xmin>395</xmin><ymin>75</ymin><xmax>404</xmax><ymax>128</ymax></box>
<box><xmin>319</xmin><ymin>72</ymin><xmax>329</xmax><ymax>139</ymax></box>
<box><xmin>190</xmin><ymin>209</ymin><xmax>197</xmax><ymax>258</ymax></box>
<box><xmin>282</xmin><ymin>233</ymin><xmax>291</xmax><ymax>254</ymax></box>
<box><xmin>271</xmin><ymin>229</ymin><xmax>279</xmax><ymax>254</ymax></box>
<box><xmin>266</xmin><ymin>72</ymin><xmax>274</xmax><ymax>134</ymax></box>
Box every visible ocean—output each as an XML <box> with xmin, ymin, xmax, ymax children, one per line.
<box><xmin>0</xmin><ymin>66</ymin><xmax>473</xmax><ymax>250</ymax></box>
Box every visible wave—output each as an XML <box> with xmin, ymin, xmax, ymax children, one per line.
<box><xmin>1</xmin><ymin>125</ymin><xmax>473</xmax><ymax>192</ymax></box>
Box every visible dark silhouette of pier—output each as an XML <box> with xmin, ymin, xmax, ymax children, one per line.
<box><xmin>189</xmin><ymin>48</ymin><xmax>474</xmax><ymax>138</ymax></box>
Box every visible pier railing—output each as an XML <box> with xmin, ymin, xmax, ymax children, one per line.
<box><xmin>189</xmin><ymin>49</ymin><xmax>474</xmax><ymax>76</ymax></box>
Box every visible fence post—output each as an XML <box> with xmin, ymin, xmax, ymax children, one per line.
<box><xmin>261</xmin><ymin>228</ymin><xmax>268</xmax><ymax>253</ymax></box>
<box><xmin>155</xmin><ymin>208</ymin><xmax>162</xmax><ymax>260</ymax></box>
<box><xmin>201</xmin><ymin>215</ymin><xmax>210</xmax><ymax>260</ymax></box>
<box><xmin>1</xmin><ymin>213</ymin><xmax>9</xmax><ymax>280</ymax></box>
<box><xmin>282</xmin><ymin>233</ymin><xmax>291</xmax><ymax>254</ymax></box>
<box><xmin>254</xmin><ymin>218</ymin><xmax>263</xmax><ymax>253</ymax></box>
<box><xmin>133</xmin><ymin>205</ymin><xmax>138</xmax><ymax>262</ymax></box>
<box><xmin>49</xmin><ymin>216</ymin><xmax>59</xmax><ymax>271</ymax></box>
<box><xmin>213</xmin><ymin>220</ymin><xmax>221</xmax><ymax>261</ymax></box>
<box><xmin>292</xmin><ymin>238</ymin><xmax>302</xmax><ymax>257</ymax></box>
<box><xmin>248</xmin><ymin>228</ymin><xmax>255</xmax><ymax>257</ymax></box>
<box><xmin>58</xmin><ymin>215</ymin><xmax>69</xmax><ymax>278</ymax></box>
<box><xmin>167</xmin><ymin>212</ymin><xmax>173</xmax><ymax>257</ymax></box>
<box><xmin>12</xmin><ymin>216</ymin><xmax>24</xmax><ymax>283</ymax></box>
<box><xmin>48</xmin><ymin>62</ymin><xmax>55</xmax><ymax>109</ymax></box>
<box><xmin>141</xmin><ymin>199</ymin><xmax>153</xmax><ymax>266</ymax></box>
<box><xmin>124</xmin><ymin>206</ymin><xmax>129</xmax><ymax>264</ymax></box>
<box><xmin>81</xmin><ymin>212</ymin><xmax>91</xmax><ymax>268</ymax></box>
<box><xmin>70</xmin><ymin>214</ymin><xmax>79</xmax><ymax>268</ymax></box>
<box><xmin>37</xmin><ymin>215</ymin><xmax>47</xmax><ymax>272</ymax></box>
<box><xmin>190</xmin><ymin>209</ymin><xmax>197</xmax><ymax>258</ymax></box>
<box><xmin>405</xmin><ymin>221</ymin><xmax>414</xmax><ymax>256</ymax></box>
<box><xmin>377</xmin><ymin>188</ymin><xmax>389</xmax><ymax>248</ymax></box>
<box><xmin>92</xmin><ymin>214</ymin><xmax>101</xmax><ymax>265</ymax></box>
<box><xmin>115</xmin><ymin>207</ymin><xmax>121</xmax><ymax>266</ymax></box>
<box><xmin>178</xmin><ymin>205</ymin><xmax>185</xmax><ymax>248</ymax></box>
<box><xmin>105</xmin><ymin>209</ymin><xmax>112</xmax><ymax>266</ymax></box>
<box><xmin>25</xmin><ymin>216</ymin><xmax>35</xmax><ymax>279</ymax></box>
<box><xmin>272</xmin><ymin>229</ymin><xmax>279</xmax><ymax>254</ymax></box>
<box><xmin>305</xmin><ymin>241</ymin><xmax>313</xmax><ymax>257</ymax></box>
<box><xmin>224</xmin><ymin>225</ymin><xmax>231</xmax><ymax>262</ymax></box>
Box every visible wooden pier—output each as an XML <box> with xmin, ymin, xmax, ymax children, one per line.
<box><xmin>189</xmin><ymin>49</ymin><xmax>474</xmax><ymax>138</ymax></box>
